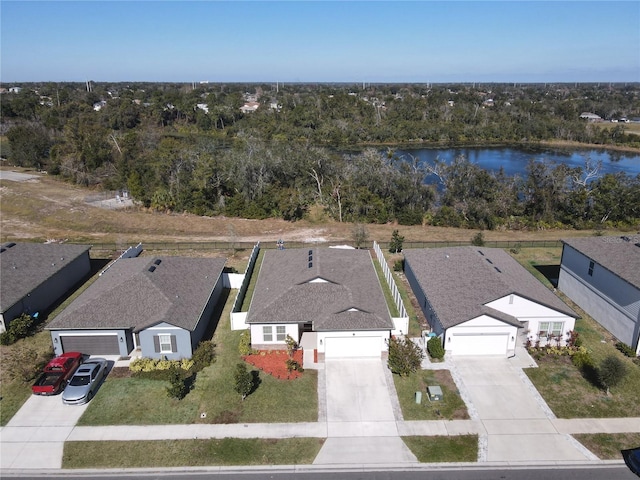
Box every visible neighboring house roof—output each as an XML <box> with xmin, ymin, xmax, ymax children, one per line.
<box><xmin>561</xmin><ymin>236</ymin><xmax>640</xmax><ymax>289</ymax></box>
<box><xmin>0</xmin><ymin>242</ymin><xmax>91</xmax><ymax>313</ymax></box>
<box><xmin>246</xmin><ymin>248</ymin><xmax>393</xmax><ymax>331</ymax></box>
<box><xmin>403</xmin><ymin>247</ymin><xmax>577</xmax><ymax>329</ymax></box>
<box><xmin>48</xmin><ymin>256</ymin><xmax>226</xmax><ymax>332</ymax></box>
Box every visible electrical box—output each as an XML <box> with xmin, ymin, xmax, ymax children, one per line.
<box><xmin>427</xmin><ymin>385</ymin><xmax>443</xmax><ymax>401</ymax></box>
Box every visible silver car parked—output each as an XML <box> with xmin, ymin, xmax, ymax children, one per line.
<box><xmin>62</xmin><ymin>358</ymin><xmax>108</xmax><ymax>405</ymax></box>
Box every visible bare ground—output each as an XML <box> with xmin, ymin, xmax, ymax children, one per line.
<box><xmin>1</xmin><ymin>168</ymin><xmax>633</xmax><ymax>246</ymax></box>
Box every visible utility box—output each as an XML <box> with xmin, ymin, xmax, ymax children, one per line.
<box><xmin>427</xmin><ymin>385</ymin><xmax>443</xmax><ymax>401</ymax></box>
<box><xmin>415</xmin><ymin>391</ymin><xmax>422</xmax><ymax>404</ymax></box>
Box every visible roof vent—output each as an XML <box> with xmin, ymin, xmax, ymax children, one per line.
<box><xmin>621</xmin><ymin>236</ymin><xmax>631</xmax><ymax>242</ymax></box>
<box><xmin>308</xmin><ymin>249</ymin><xmax>313</xmax><ymax>256</ymax></box>
<box><xmin>486</xmin><ymin>258</ymin><xmax>493</xmax><ymax>264</ymax></box>
<box><xmin>494</xmin><ymin>267</ymin><xmax>502</xmax><ymax>273</ymax></box>
<box><xmin>148</xmin><ymin>265</ymin><xmax>156</xmax><ymax>272</ymax></box>
<box><xmin>5</xmin><ymin>242</ymin><xmax>16</xmax><ymax>248</ymax></box>
<box><xmin>308</xmin><ymin>261</ymin><xmax>313</xmax><ymax>268</ymax></box>
<box><xmin>478</xmin><ymin>250</ymin><xmax>484</xmax><ymax>256</ymax></box>
<box><xmin>153</xmin><ymin>259</ymin><xmax>162</xmax><ymax>265</ymax></box>
<box><xmin>0</xmin><ymin>248</ymin><xmax>5</xmax><ymax>253</ymax></box>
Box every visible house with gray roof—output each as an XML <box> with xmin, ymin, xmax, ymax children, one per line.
<box><xmin>558</xmin><ymin>235</ymin><xmax>640</xmax><ymax>355</ymax></box>
<box><xmin>246</xmin><ymin>247</ymin><xmax>394</xmax><ymax>361</ymax></box>
<box><xmin>47</xmin><ymin>256</ymin><xmax>226</xmax><ymax>359</ymax></box>
<box><xmin>0</xmin><ymin>242</ymin><xmax>91</xmax><ymax>333</ymax></box>
<box><xmin>404</xmin><ymin>247</ymin><xmax>578</xmax><ymax>356</ymax></box>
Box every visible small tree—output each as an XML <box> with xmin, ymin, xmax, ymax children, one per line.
<box><xmin>387</xmin><ymin>336</ymin><xmax>425</xmax><ymax>377</ymax></box>
<box><xmin>166</xmin><ymin>367</ymin><xmax>189</xmax><ymax>400</ymax></box>
<box><xmin>471</xmin><ymin>231</ymin><xmax>485</xmax><ymax>246</ymax></box>
<box><xmin>598</xmin><ymin>355</ymin><xmax>628</xmax><ymax>395</ymax></box>
<box><xmin>234</xmin><ymin>363</ymin><xmax>254</xmax><ymax>401</ymax></box>
<box><xmin>285</xmin><ymin>334</ymin><xmax>298</xmax><ymax>357</ymax></box>
<box><xmin>389</xmin><ymin>229</ymin><xmax>405</xmax><ymax>253</ymax></box>
<box><xmin>352</xmin><ymin>223</ymin><xmax>370</xmax><ymax>249</ymax></box>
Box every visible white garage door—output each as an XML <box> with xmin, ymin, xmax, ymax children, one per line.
<box><xmin>325</xmin><ymin>336</ymin><xmax>381</xmax><ymax>358</ymax></box>
<box><xmin>450</xmin><ymin>333</ymin><xmax>508</xmax><ymax>356</ymax></box>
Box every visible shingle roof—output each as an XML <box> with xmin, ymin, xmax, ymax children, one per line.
<box><xmin>47</xmin><ymin>256</ymin><xmax>226</xmax><ymax>332</ymax></box>
<box><xmin>246</xmin><ymin>248</ymin><xmax>393</xmax><ymax>331</ymax></box>
<box><xmin>561</xmin><ymin>236</ymin><xmax>640</xmax><ymax>289</ymax></box>
<box><xmin>403</xmin><ymin>247</ymin><xmax>577</xmax><ymax>329</ymax></box>
<box><xmin>0</xmin><ymin>242</ymin><xmax>91</xmax><ymax>313</ymax></box>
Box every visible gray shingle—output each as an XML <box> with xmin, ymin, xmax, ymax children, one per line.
<box><xmin>561</xmin><ymin>236</ymin><xmax>640</xmax><ymax>289</ymax></box>
<box><xmin>0</xmin><ymin>242</ymin><xmax>91</xmax><ymax>313</ymax></box>
<box><xmin>47</xmin><ymin>256</ymin><xmax>226</xmax><ymax>332</ymax></box>
<box><xmin>247</xmin><ymin>248</ymin><xmax>393</xmax><ymax>331</ymax></box>
<box><xmin>403</xmin><ymin>247</ymin><xmax>577</xmax><ymax>329</ymax></box>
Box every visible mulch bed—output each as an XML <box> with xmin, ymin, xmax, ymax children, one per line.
<box><xmin>243</xmin><ymin>349</ymin><xmax>304</xmax><ymax>380</ymax></box>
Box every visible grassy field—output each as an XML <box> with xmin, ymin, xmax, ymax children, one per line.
<box><xmin>78</xmin><ymin>290</ymin><xmax>318</xmax><ymax>426</ymax></box>
<box><xmin>63</xmin><ymin>438</ymin><xmax>325</xmax><ymax>468</ymax></box>
<box><xmin>394</xmin><ymin>369</ymin><xmax>469</xmax><ymax>421</ymax></box>
<box><xmin>402</xmin><ymin>435</ymin><xmax>478</xmax><ymax>463</ymax></box>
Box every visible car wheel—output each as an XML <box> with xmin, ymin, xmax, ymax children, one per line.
<box><xmin>87</xmin><ymin>391</ymin><xmax>93</xmax><ymax>402</ymax></box>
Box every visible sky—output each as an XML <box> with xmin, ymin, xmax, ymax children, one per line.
<box><xmin>1</xmin><ymin>1</ymin><xmax>639</xmax><ymax>83</ymax></box>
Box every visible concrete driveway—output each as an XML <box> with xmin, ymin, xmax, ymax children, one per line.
<box><xmin>314</xmin><ymin>359</ymin><xmax>418</xmax><ymax>465</ymax></box>
<box><xmin>452</xmin><ymin>356</ymin><xmax>595</xmax><ymax>463</ymax></box>
<box><xmin>0</xmin><ymin>394</ymin><xmax>89</xmax><ymax>469</ymax></box>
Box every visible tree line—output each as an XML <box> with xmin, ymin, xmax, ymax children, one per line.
<box><xmin>1</xmin><ymin>82</ymin><xmax>639</xmax><ymax>229</ymax></box>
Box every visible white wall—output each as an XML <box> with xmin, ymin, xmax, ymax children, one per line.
<box><xmin>485</xmin><ymin>294</ymin><xmax>575</xmax><ymax>346</ymax></box>
<box><xmin>223</xmin><ymin>273</ymin><xmax>245</xmax><ymax>289</ymax></box>
<box><xmin>392</xmin><ymin>317</ymin><xmax>409</xmax><ymax>337</ymax></box>
<box><xmin>249</xmin><ymin>323</ymin><xmax>299</xmax><ymax>348</ymax></box>
<box><xmin>230</xmin><ymin>312</ymin><xmax>249</xmax><ymax>331</ymax></box>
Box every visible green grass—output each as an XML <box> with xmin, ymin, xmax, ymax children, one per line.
<box><xmin>62</xmin><ymin>438</ymin><xmax>325</xmax><ymax>468</ymax></box>
<box><xmin>240</xmin><ymin>249</ymin><xmax>264</xmax><ymax>312</ymax></box>
<box><xmin>393</xmin><ymin>370</ymin><xmax>469</xmax><ymax>421</ymax></box>
<box><xmin>403</xmin><ymin>435</ymin><xmax>478</xmax><ymax>463</ymax></box>
<box><xmin>573</xmin><ymin>433</ymin><xmax>640</xmax><ymax>460</ymax></box>
<box><xmin>372</xmin><ymin>255</ymin><xmax>400</xmax><ymax>317</ymax></box>
<box><xmin>78</xmin><ymin>290</ymin><xmax>318</xmax><ymax>425</ymax></box>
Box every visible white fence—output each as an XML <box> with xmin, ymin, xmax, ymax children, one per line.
<box><xmin>373</xmin><ymin>241</ymin><xmax>409</xmax><ymax>335</ymax></box>
<box><xmin>230</xmin><ymin>242</ymin><xmax>260</xmax><ymax>330</ymax></box>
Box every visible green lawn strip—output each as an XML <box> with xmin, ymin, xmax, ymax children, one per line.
<box><xmin>62</xmin><ymin>438</ymin><xmax>325</xmax><ymax>469</ymax></box>
<box><xmin>240</xmin><ymin>249</ymin><xmax>264</xmax><ymax>312</ymax></box>
<box><xmin>393</xmin><ymin>369</ymin><xmax>469</xmax><ymax>421</ymax></box>
<box><xmin>402</xmin><ymin>435</ymin><xmax>478</xmax><ymax>463</ymax></box>
<box><xmin>573</xmin><ymin>433</ymin><xmax>640</xmax><ymax>460</ymax></box>
<box><xmin>79</xmin><ymin>289</ymin><xmax>317</xmax><ymax>425</ymax></box>
<box><xmin>372</xmin><ymin>254</ymin><xmax>400</xmax><ymax>318</ymax></box>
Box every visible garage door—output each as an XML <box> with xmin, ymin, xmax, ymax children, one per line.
<box><xmin>450</xmin><ymin>333</ymin><xmax>508</xmax><ymax>356</ymax></box>
<box><xmin>325</xmin><ymin>336</ymin><xmax>381</xmax><ymax>358</ymax></box>
<box><xmin>61</xmin><ymin>334</ymin><xmax>120</xmax><ymax>355</ymax></box>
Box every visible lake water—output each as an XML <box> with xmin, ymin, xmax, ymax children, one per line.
<box><xmin>394</xmin><ymin>146</ymin><xmax>640</xmax><ymax>179</ymax></box>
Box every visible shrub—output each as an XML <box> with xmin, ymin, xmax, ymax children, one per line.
<box><xmin>285</xmin><ymin>358</ymin><xmax>303</xmax><ymax>373</ymax></box>
<box><xmin>0</xmin><ymin>313</ymin><xmax>36</xmax><ymax>345</ymax></box>
<box><xmin>598</xmin><ymin>355</ymin><xmax>628</xmax><ymax>395</ymax></box>
<box><xmin>234</xmin><ymin>363</ymin><xmax>254</xmax><ymax>401</ymax></box>
<box><xmin>191</xmin><ymin>340</ymin><xmax>216</xmax><ymax>372</ymax></box>
<box><xmin>389</xmin><ymin>229</ymin><xmax>405</xmax><ymax>253</ymax></box>
<box><xmin>571</xmin><ymin>349</ymin><xmax>595</xmax><ymax>370</ymax></box>
<box><xmin>285</xmin><ymin>335</ymin><xmax>298</xmax><ymax>357</ymax></box>
<box><xmin>471</xmin><ymin>231</ymin><xmax>485</xmax><ymax>247</ymax></box>
<box><xmin>388</xmin><ymin>336</ymin><xmax>425</xmax><ymax>376</ymax></box>
<box><xmin>393</xmin><ymin>259</ymin><xmax>404</xmax><ymax>272</ymax></box>
<box><xmin>238</xmin><ymin>330</ymin><xmax>252</xmax><ymax>356</ymax></box>
<box><xmin>166</xmin><ymin>367</ymin><xmax>189</xmax><ymax>400</ymax></box>
<box><xmin>615</xmin><ymin>342</ymin><xmax>636</xmax><ymax>358</ymax></box>
<box><xmin>129</xmin><ymin>357</ymin><xmax>193</xmax><ymax>376</ymax></box>
<box><xmin>3</xmin><ymin>346</ymin><xmax>52</xmax><ymax>383</ymax></box>
<box><xmin>427</xmin><ymin>336</ymin><xmax>445</xmax><ymax>360</ymax></box>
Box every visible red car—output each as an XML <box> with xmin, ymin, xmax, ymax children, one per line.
<box><xmin>32</xmin><ymin>352</ymin><xmax>84</xmax><ymax>395</ymax></box>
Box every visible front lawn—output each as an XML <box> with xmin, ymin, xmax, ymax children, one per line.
<box><xmin>63</xmin><ymin>438</ymin><xmax>325</xmax><ymax>468</ymax></box>
<box><xmin>78</xmin><ymin>289</ymin><xmax>318</xmax><ymax>425</ymax></box>
<box><xmin>402</xmin><ymin>435</ymin><xmax>478</xmax><ymax>463</ymax></box>
<box><xmin>393</xmin><ymin>369</ymin><xmax>469</xmax><ymax>420</ymax></box>
<box><xmin>573</xmin><ymin>433</ymin><xmax>640</xmax><ymax>460</ymax></box>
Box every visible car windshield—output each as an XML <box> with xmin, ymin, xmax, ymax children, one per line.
<box><xmin>69</xmin><ymin>375</ymin><xmax>90</xmax><ymax>386</ymax></box>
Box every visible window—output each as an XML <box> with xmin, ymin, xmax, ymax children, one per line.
<box><xmin>588</xmin><ymin>261</ymin><xmax>594</xmax><ymax>276</ymax></box>
<box><xmin>276</xmin><ymin>326</ymin><xmax>286</xmax><ymax>341</ymax></box>
<box><xmin>263</xmin><ymin>326</ymin><xmax>273</xmax><ymax>342</ymax></box>
<box><xmin>539</xmin><ymin>322</ymin><xmax>564</xmax><ymax>340</ymax></box>
<box><xmin>158</xmin><ymin>334</ymin><xmax>172</xmax><ymax>353</ymax></box>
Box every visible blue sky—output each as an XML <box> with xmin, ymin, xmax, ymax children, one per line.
<box><xmin>1</xmin><ymin>1</ymin><xmax>639</xmax><ymax>83</ymax></box>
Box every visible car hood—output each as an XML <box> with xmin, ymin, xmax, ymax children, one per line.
<box><xmin>62</xmin><ymin>384</ymin><xmax>89</xmax><ymax>401</ymax></box>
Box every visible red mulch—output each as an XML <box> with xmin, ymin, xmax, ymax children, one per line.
<box><xmin>242</xmin><ymin>349</ymin><xmax>304</xmax><ymax>380</ymax></box>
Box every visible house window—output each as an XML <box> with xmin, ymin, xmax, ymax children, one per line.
<box><xmin>588</xmin><ymin>261</ymin><xmax>594</xmax><ymax>276</ymax></box>
<box><xmin>276</xmin><ymin>326</ymin><xmax>286</xmax><ymax>341</ymax></box>
<box><xmin>263</xmin><ymin>326</ymin><xmax>273</xmax><ymax>342</ymax></box>
<box><xmin>158</xmin><ymin>334</ymin><xmax>173</xmax><ymax>353</ymax></box>
<box><xmin>539</xmin><ymin>322</ymin><xmax>564</xmax><ymax>340</ymax></box>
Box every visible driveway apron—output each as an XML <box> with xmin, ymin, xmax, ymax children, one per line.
<box><xmin>0</xmin><ymin>394</ymin><xmax>89</xmax><ymax>469</ymax></box>
<box><xmin>313</xmin><ymin>359</ymin><xmax>418</xmax><ymax>465</ymax></box>
<box><xmin>452</xmin><ymin>356</ymin><xmax>596</xmax><ymax>462</ymax></box>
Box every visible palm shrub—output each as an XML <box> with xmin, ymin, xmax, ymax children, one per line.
<box><xmin>427</xmin><ymin>336</ymin><xmax>445</xmax><ymax>360</ymax></box>
<box><xmin>387</xmin><ymin>336</ymin><xmax>424</xmax><ymax>376</ymax></box>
